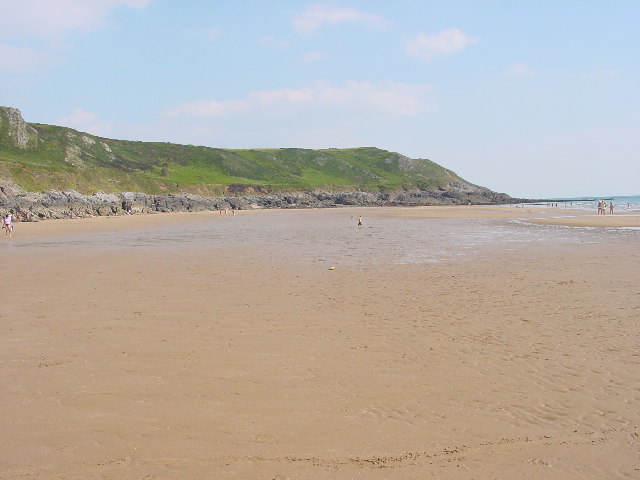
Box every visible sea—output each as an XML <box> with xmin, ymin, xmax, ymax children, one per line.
<box><xmin>514</xmin><ymin>194</ymin><xmax>640</xmax><ymax>212</ymax></box>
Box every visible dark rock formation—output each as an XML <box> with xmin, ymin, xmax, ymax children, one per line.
<box><xmin>0</xmin><ymin>179</ymin><xmax>516</xmax><ymax>221</ymax></box>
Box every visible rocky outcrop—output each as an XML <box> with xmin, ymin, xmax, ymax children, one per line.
<box><xmin>0</xmin><ymin>107</ymin><xmax>38</xmax><ymax>149</ymax></box>
<box><xmin>0</xmin><ymin>180</ymin><xmax>515</xmax><ymax>221</ymax></box>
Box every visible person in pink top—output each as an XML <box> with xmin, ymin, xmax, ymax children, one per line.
<box><xmin>3</xmin><ymin>213</ymin><xmax>13</xmax><ymax>238</ymax></box>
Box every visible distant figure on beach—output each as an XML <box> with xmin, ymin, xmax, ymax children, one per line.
<box><xmin>357</xmin><ymin>215</ymin><xmax>363</xmax><ymax>228</ymax></box>
<box><xmin>4</xmin><ymin>213</ymin><xmax>13</xmax><ymax>237</ymax></box>
<box><xmin>609</xmin><ymin>202</ymin><xmax>614</xmax><ymax>215</ymax></box>
<box><xmin>597</xmin><ymin>200</ymin><xmax>605</xmax><ymax>216</ymax></box>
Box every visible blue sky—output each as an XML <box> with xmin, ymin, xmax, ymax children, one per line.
<box><xmin>0</xmin><ymin>0</ymin><xmax>638</xmax><ymax>198</ymax></box>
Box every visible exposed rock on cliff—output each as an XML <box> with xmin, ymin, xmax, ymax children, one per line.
<box><xmin>0</xmin><ymin>107</ymin><xmax>38</xmax><ymax>149</ymax></box>
<box><xmin>0</xmin><ymin>179</ymin><xmax>513</xmax><ymax>221</ymax></box>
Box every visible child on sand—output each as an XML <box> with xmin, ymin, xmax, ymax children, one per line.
<box><xmin>4</xmin><ymin>213</ymin><xmax>13</xmax><ymax>238</ymax></box>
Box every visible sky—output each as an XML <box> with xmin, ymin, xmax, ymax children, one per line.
<box><xmin>0</xmin><ymin>0</ymin><xmax>638</xmax><ymax>198</ymax></box>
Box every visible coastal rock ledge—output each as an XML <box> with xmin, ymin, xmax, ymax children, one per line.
<box><xmin>0</xmin><ymin>180</ymin><xmax>513</xmax><ymax>221</ymax></box>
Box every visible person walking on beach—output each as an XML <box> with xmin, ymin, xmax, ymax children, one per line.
<box><xmin>357</xmin><ymin>215</ymin><xmax>363</xmax><ymax>228</ymax></box>
<box><xmin>3</xmin><ymin>213</ymin><xmax>13</xmax><ymax>238</ymax></box>
<box><xmin>609</xmin><ymin>202</ymin><xmax>614</xmax><ymax>215</ymax></box>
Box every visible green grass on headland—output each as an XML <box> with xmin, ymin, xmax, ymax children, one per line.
<box><xmin>0</xmin><ymin>106</ymin><xmax>480</xmax><ymax>196</ymax></box>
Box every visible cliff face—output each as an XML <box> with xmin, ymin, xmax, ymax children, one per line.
<box><xmin>0</xmin><ymin>106</ymin><xmax>514</xmax><ymax>218</ymax></box>
<box><xmin>0</xmin><ymin>107</ymin><xmax>38</xmax><ymax>149</ymax></box>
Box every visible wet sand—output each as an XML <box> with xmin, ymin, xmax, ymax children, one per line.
<box><xmin>528</xmin><ymin>214</ymin><xmax>640</xmax><ymax>228</ymax></box>
<box><xmin>1</xmin><ymin>206</ymin><xmax>639</xmax><ymax>479</ymax></box>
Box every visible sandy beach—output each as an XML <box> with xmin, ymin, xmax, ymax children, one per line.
<box><xmin>1</xmin><ymin>206</ymin><xmax>638</xmax><ymax>479</ymax></box>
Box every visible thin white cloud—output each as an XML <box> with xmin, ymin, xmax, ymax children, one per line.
<box><xmin>580</xmin><ymin>69</ymin><xmax>617</xmax><ymax>79</ymax></box>
<box><xmin>0</xmin><ymin>43</ymin><xmax>48</xmax><ymax>72</ymax></box>
<box><xmin>166</xmin><ymin>81</ymin><xmax>435</xmax><ymax>119</ymax></box>
<box><xmin>506</xmin><ymin>63</ymin><xmax>532</xmax><ymax>76</ymax></box>
<box><xmin>202</xmin><ymin>27</ymin><xmax>221</xmax><ymax>41</ymax></box>
<box><xmin>0</xmin><ymin>1</ymin><xmax>150</xmax><ymax>73</ymax></box>
<box><xmin>403</xmin><ymin>28</ymin><xmax>477</xmax><ymax>62</ymax></box>
<box><xmin>0</xmin><ymin>0</ymin><xmax>150</xmax><ymax>41</ymax></box>
<box><xmin>505</xmin><ymin>64</ymin><xmax>615</xmax><ymax>79</ymax></box>
<box><xmin>259</xmin><ymin>35</ymin><xmax>291</xmax><ymax>49</ymax></box>
<box><xmin>302</xmin><ymin>50</ymin><xmax>328</xmax><ymax>63</ymax></box>
<box><xmin>57</xmin><ymin>108</ymin><xmax>113</xmax><ymax>136</ymax></box>
<box><xmin>292</xmin><ymin>4</ymin><xmax>390</xmax><ymax>34</ymax></box>
<box><xmin>58</xmin><ymin>107</ymin><xmax>99</xmax><ymax>125</ymax></box>
<box><xmin>150</xmin><ymin>81</ymin><xmax>437</xmax><ymax>152</ymax></box>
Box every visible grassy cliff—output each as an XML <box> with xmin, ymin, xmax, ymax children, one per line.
<box><xmin>0</xmin><ymin>106</ymin><xmax>481</xmax><ymax>196</ymax></box>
